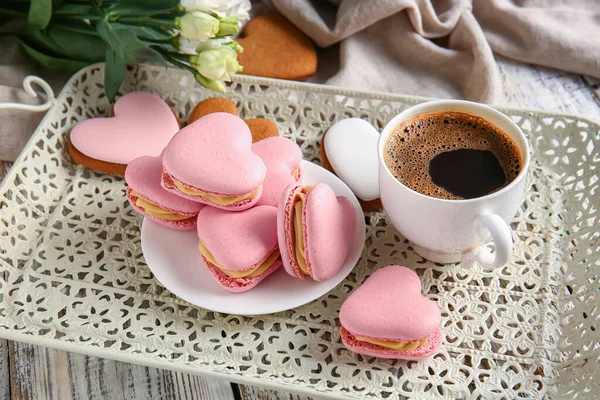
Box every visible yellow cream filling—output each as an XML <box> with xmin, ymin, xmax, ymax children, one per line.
<box><xmin>173</xmin><ymin>179</ymin><xmax>261</xmax><ymax>206</ymax></box>
<box><xmin>291</xmin><ymin>187</ymin><xmax>312</xmax><ymax>276</ymax></box>
<box><xmin>130</xmin><ymin>191</ymin><xmax>191</xmax><ymax>221</ymax></box>
<box><xmin>198</xmin><ymin>240</ymin><xmax>280</xmax><ymax>278</ymax></box>
<box><xmin>354</xmin><ymin>336</ymin><xmax>428</xmax><ymax>351</ymax></box>
<box><xmin>292</xmin><ymin>168</ymin><xmax>300</xmax><ymax>180</ymax></box>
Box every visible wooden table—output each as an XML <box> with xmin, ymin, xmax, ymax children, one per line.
<box><xmin>1</xmin><ymin>56</ymin><xmax>599</xmax><ymax>400</ymax></box>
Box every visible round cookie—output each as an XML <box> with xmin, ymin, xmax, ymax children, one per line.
<box><xmin>320</xmin><ymin>130</ymin><xmax>383</xmax><ymax>211</ymax></box>
<box><xmin>188</xmin><ymin>97</ymin><xmax>238</xmax><ymax>124</ymax></box>
<box><xmin>246</xmin><ymin>118</ymin><xmax>279</xmax><ymax>143</ymax></box>
<box><xmin>237</xmin><ymin>14</ymin><xmax>317</xmax><ymax>80</ymax></box>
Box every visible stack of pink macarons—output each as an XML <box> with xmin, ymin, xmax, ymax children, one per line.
<box><xmin>125</xmin><ymin>112</ymin><xmax>357</xmax><ymax>293</ymax></box>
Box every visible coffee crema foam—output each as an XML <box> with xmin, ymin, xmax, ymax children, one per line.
<box><xmin>384</xmin><ymin>111</ymin><xmax>523</xmax><ymax>200</ymax></box>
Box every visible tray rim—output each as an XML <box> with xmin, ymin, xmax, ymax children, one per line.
<box><xmin>1</xmin><ymin>63</ymin><xmax>599</xmax><ymax>399</ymax></box>
<box><xmin>2</xmin><ymin>62</ymin><xmax>600</xmax><ymax>187</ymax></box>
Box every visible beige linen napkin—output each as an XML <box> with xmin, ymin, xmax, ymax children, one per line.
<box><xmin>0</xmin><ymin>37</ymin><xmax>69</xmax><ymax>162</ymax></box>
<box><xmin>266</xmin><ymin>0</ymin><xmax>600</xmax><ymax>103</ymax></box>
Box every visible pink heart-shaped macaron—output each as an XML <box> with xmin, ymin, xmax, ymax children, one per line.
<box><xmin>340</xmin><ymin>266</ymin><xmax>442</xmax><ymax>360</ymax></box>
<box><xmin>70</xmin><ymin>92</ymin><xmax>180</xmax><ymax>165</ymax></box>
<box><xmin>197</xmin><ymin>205</ymin><xmax>281</xmax><ymax>292</ymax></box>
<box><xmin>125</xmin><ymin>156</ymin><xmax>204</xmax><ymax>230</ymax></box>
<box><xmin>252</xmin><ymin>136</ymin><xmax>302</xmax><ymax>207</ymax></box>
<box><xmin>279</xmin><ymin>183</ymin><xmax>356</xmax><ymax>281</ymax></box>
<box><xmin>162</xmin><ymin>113</ymin><xmax>266</xmax><ymax>211</ymax></box>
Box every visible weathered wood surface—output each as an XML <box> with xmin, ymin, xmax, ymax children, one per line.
<box><xmin>583</xmin><ymin>76</ymin><xmax>600</xmax><ymax>103</ymax></box>
<box><xmin>5</xmin><ymin>342</ymin><xmax>234</xmax><ymax>400</ymax></box>
<box><xmin>1</xmin><ymin>56</ymin><xmax>600</xmax><ymax>400</ymax></box>
<box><xmin>239</xmin><ymin>386</ymin><xmax>315</xmax><ymax>400</ymax></box>
<box><xmin>0</xmin><ymin>340</ymin><xmax>9</xmax><ymax>400</ymax></box>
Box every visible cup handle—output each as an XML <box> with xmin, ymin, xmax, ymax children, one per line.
<box><xmin>461</xmin><ymin>213</ymin><xmax>512</xmax><ymax>269</ymax></box>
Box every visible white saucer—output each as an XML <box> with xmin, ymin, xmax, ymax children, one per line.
<box><xmin>141</xmin><ymin>160</ymin><xmax>366</xmax><ymax>315</ymax></box>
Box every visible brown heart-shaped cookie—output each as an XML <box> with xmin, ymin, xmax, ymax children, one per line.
<box><xmin>189</xmin><ymin>98</ymin><xmax>237</xmax><ymax>122</ymax></box>
<box><xmin>237</xmin><ymin>14</ymin><xmax>317</xmax><ymax>80</ymax></box>
<box><xmin>245</xmin><ymin>118</ymin><xmax>279</xmax><ymax>143</ymax></box>
<box><xmin>188</xmin><ymin>97</ymin><xmax>279</xmax><ymax>143</ymax></box>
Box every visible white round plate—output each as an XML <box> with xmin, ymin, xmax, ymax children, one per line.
<box><xmin>141</xmin><ymin>160</ymin><xmax>366</xmax><ymax>315</ymax></box>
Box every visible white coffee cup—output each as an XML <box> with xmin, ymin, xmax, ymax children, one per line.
<box><xmin>378</xmin><ymin>100</ymin><xmax>530</xmax><ymax>268</ymax></box>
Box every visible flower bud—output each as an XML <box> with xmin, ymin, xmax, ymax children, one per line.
<box><xmin>190</xmin><ymin>47</ymin><xmax>242</xmax><ymax>82</ymax></box>
<box><xmin>176</xmin><ymin>11</ymin><xmax>219</xmax><ymax>41</ymax></box>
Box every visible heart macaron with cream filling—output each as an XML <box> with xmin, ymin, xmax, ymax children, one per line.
<box><xmin>340</xmin><ymin>265</ymin><xmax>442</xmax><ymax>360</ymax></box>
<box><xmin>69</xmin><ymin>92</ymin><xmax>180</xmax><ymax>174</ymax></box>
<box><xmin>162</xmin><ymin>113</ymin><xmax>266</xmax><ymax>211</ymax></box>
<box><xmin>197</xmin><ymin>205</ymin><xmax>282</xmax><ymax>292</ymax></box>
<box><xmin>278</xmin><ymin>183</ymin><xmax>356</xmax><ymax>281</ymax></box>
<box><xmin>252</xmin><ymin>136</ymin><xmax>302</xmax><ymax>207</ymax></box>
<box><xmin>125</xmin><ymin>156</ymin><xmax>204</xmax><ymax>230</ymax></box>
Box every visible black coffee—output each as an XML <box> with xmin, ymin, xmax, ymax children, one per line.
<box><xmin>384</xmin><ymin>111</ymin><xmax>522</xmax><ymax>200</ymax></box>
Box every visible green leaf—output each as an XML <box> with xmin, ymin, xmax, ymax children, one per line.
<box><xmin>28</xmin><ymin>0</ymin><xmax>52</xmax><ymax>29</ymax></box>
<box><xmin>104</xmin><ymin>48</ymin><xmax>125</xmax><ymax>103</ymax></box>
<box><xmin>107</xmin><ymin>0</ymin><xmax>180</xmax><ymax>17</ymax></box>
<box><xmin>53</xmin><ymin>4</ymin><xmax>93</xmax><ymax>16</ymax></box>
<box><xmin>127</xmin><ymin>26</ymin><xmax>173</xmax><ymax>42</ymax></box>
<box><xmin>96</xmin><ymin>19</ymin><xmax>167</xmax><ymax>66</ymax></box>
<box><xmin>25</xmin><ymin>25</ymin><xmax>106</xmax><ymax>62</ymax></box>
<box><xmin>18</xmin><ymin>38</ymin><xmax>88</xmax><ymax>72</ymax></box>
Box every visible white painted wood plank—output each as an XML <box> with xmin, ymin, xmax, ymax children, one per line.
<box><xmin>497</xmin><ymin>56</ymin><xmax>600</xmax><ymax>120</ymax></box>
<box><xmin>583</xmin><ymin>76</ymin><xmax>600</xmax><ymax>104</ymax></box>
<box><xmin>9</xmin><ymin>342</ymin><xmax>73</xmax><ymax>400</ymax></box>
<box><xmin>0</xmin><ymin>340</ymin><xmax>9</xmax><ymax>400</ymax></box>
<box><xmin>8</xmin><ymin>342</ymin><xmax>235</xmax><ymax>400</ymax></box>
<box><xmin>239</xmin><ymin>385</ymin><xmax>316</xmax><ymax>400</ymax></box>
<box><xmin>0</xmin><ymin>161</ymin><xmax>9</xmax><ymax>181</ymax></box>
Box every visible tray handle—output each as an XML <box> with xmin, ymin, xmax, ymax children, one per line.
<box><xmin>0</xmin><ymin>76</ymin><xmax>55</xmax><ymax>112</ymax></box>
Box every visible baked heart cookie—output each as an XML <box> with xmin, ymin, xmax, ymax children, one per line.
<box><xmin>278</xmin><ymin>183</ymin><xmax>356</xmax><ymax>281</ymax></box>
<box><xmin>245</xmin><ymin>118</ymin><xmax>279</xmax><ymax>143</ymax></box>
<box><xmin>340</xmin><ymin>265</ymin><xmax>442</xmax><ymax>360</ymax></box>
<box><xmin>252</xmin><ymin>136</ymin><xmax>302</xmax><ymax>207</ymax></box>
<box><xmin>321</xmin><ymin>129</ymin><xmax>383</xmax><ymax>212</ymax></box>
<box><xmin>197</xmin><ymin>205</ymin><xmax>282</xmax><ymax>292</ymax></box>
<box><xmin>69</xmin><ymin>92</ymin><xmax>180</xmax><ymax>175</ymax></box>
<box><xmin>125</xmin><ymin>156</ymin><xmax>204</xmax><ymax>230</ymax></box>
<box><xmin>187</xmin><ymin>97</ymin><xmax>279</xmax><ymax>143</ymax></box>
<box><xmin>237</xmin><ymin>14</ymin><xmax>317</xmax><ymax>80</ymax></box>
<box><xmin>188</xmin><ymin>97</ymin><xmax>237</xmax><ymax>124</ymax></box>
<box><xmin>162</xmin><ymin>112</ymin><xmax>266</xmax><ymax>211</ymax></box>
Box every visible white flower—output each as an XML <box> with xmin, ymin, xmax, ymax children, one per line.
<box><xmin>190</xmin><ymin>47</ymin><xmax>242</xmax><ymax>82</ymax></box>
<box><xmin>181</xmin><ymin>0</ymin><xmax>251</xmax><ymax>21</ymax></box>
<box><xmin>223</xmin><ymin>0</ymin><xmax>250</xmax><ymax>21</ymax></box>
<box><xmin>176</xmin><ymin>37</ymin><xmax>242</xmax><ymax>55</ymax></box>
<box><xmin>176</xmin><ymin>37</ymin><xmax>201</xmax><ymax>55</ymax></box>
<box><xmin>194</xmin><ymin>73</ymin><xmax>227</xmax><ymax>93</ymax></box>
<box><xmin>176</xmin><ymin>11</ymin><xmax>220</xmax><ymax>41</ymax></box>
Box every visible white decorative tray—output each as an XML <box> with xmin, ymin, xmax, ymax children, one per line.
<box><xmin>1</xmin><ymin>64</ymin><xmax>598</xmax><ymax>399</ymax></box>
